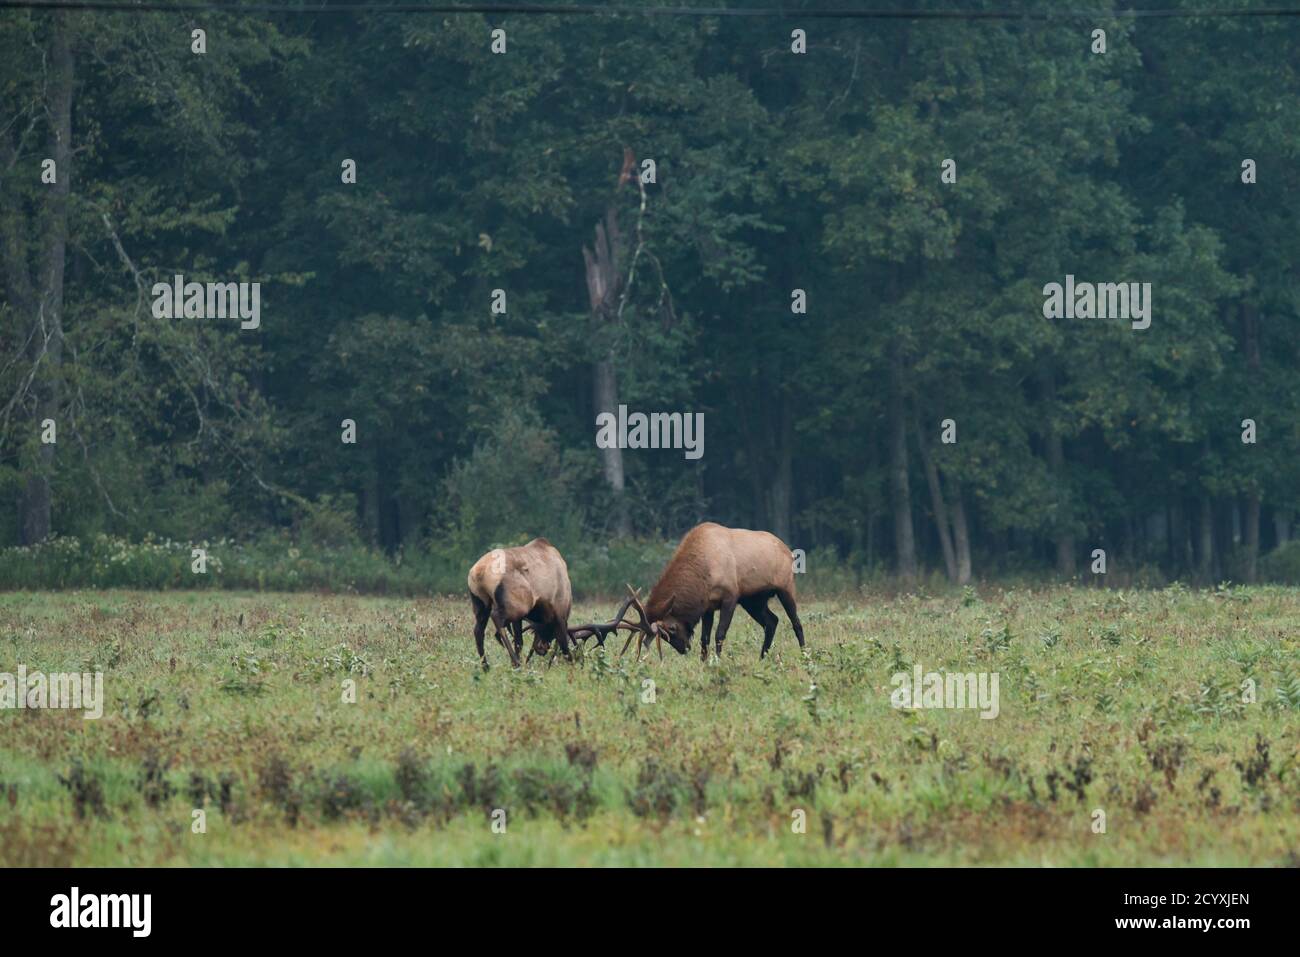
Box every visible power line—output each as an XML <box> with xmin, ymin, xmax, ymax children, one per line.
<box><xmin>3</xmin><ymin>2</ymin><xmax>1300</xmax><ymax>20</ymax></box>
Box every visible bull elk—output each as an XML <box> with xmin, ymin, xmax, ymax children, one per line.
<box><xmin>574</xmin><ymin>522</ymin><xmax>806</xmax><ymax>660</ymax></box>
<box><xmin>467</xmin><ymin>538</ymin><xmax>573</xmax><ymax>668</ymax></box>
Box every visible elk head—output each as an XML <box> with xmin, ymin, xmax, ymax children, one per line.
<box><xmin>523</xmin><ymin>624</ymin><xmax>553</xmax><ymax>662</ymax></box>
<box><xmin>621</xmin><ymin>586</ymin><xmax>687</xmax><ymax>657</ymax></box>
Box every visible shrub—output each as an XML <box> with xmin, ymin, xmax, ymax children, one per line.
<box><xmin>435</xmin><ymin>409</ymin><xmax>587</xmax><ymax>556</ymax></box>
<box><xmin>0</xmin><ymin>529</ymin><xmax>868</xmax><ymax>598</ymax></box>
<box><xmin>1260</xmin><ymin>541</ymin><xmax>1300</xmax><ymax>584</ymax></box>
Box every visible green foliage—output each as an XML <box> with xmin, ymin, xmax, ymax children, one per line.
<box><xmin>0</xmin><ymin>530</ymin><xmax>716</xmax><ymax>598</ymax></box>
<box><xmin>2</xmin><ymin>587</ymin><xmax>1297</xmax><ymax>865</ymax></box>
<box><xmin>1259</xmin><ymin>541</ymin><xmax>1300</xmax><ymax>584</ymax></box>
<box><xmin>435</xmin><ymin>409</ymin><xmax>587</xmax><ymax>554</ymax></box>
<box><xmin>1</xmin><ymin>5</ymin><xmax>1298</xmax><ymax>588</ymax></box>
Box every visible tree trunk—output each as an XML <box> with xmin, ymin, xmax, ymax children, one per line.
<box><xmin>738</xmin><ymin>367</ymin><xmax>794</xmax><ymax>540</ymax></box>
<box><xmin>1244</xmin><ymin>491</ymin><xmax>1260</xmax><ymax>583</ymax></box>
<box><xmin>1239</xmin><ymin>303</ymin><xmax>1262</xmax><ymax>583</ymax></box>
<box><xmin>768</xmin><ymin>394</ymin><xmax>793</xmax><ymax>542</ymax></box>
<box><xmin>1038</xmin><ymin>366</ymin><xmax>1075</xmax><ymax>577</ymax></box>
<box><xmin>736</xmin><ymin>377</ymin><xmax>768</xmax><ymax>529</ymax></box>
<box><xmin>583</xmin><ymin>207</ymin><xmax>630</xmax><ymax>536</ymax></box>
<box><xmin>376</xmin><ymin>442</ymin><xmax>403</xmax><ymax>553</ymax></box>
<box><xmin>1197</xmin><ymin>494</ymin><xmax>1214</xmax><ymax>583</ymax></box>
<box><xmin>15</xmin><ymin>23</ymin><xmax>73</xmax><ymax>544</ymax></box>
<box><xmin>949</xmin><ymin>477</ymin><xmax>972</xmax><ymax>585</ymax></box>
<box><xmin>912</xmin><ymin>403</ymin><xmax>956</xmax><ymax>582</ymax></box>
<box><xmin>1168</xmin><ymin>501</ymin><xmax>1187</xmax><ymax>574</ymax></box>
<box><xmin>591</xmin><ymin>356</ymin><xmax>628</xmax><ymax>534</ymax></box>
<box><xmin>888</xmin><ymin>340</ymin><xmax>917</xmax><ymax>583</ymax></box>
<box><xmin>1274</xmin><ymin>510</ymin><xmax>1291</xmax><ymax>547</ymax></box>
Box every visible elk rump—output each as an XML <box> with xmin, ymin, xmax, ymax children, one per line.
<box><xmin>467</xmin><ymin>538</ymin><xmax>573</xmax><ymax>667</ymax></box>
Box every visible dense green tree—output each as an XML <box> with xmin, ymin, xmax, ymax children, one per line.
<box><xmin>3</xmin><ymin>1</ymin><xmax>1298</xmax><ymax>588</ymax></box>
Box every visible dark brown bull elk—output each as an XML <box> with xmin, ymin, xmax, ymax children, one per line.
<box><xmin>467</xmin><ymin>538</ymin><xmax>573</xmax><ymax>668</ymax></box>
<box><xmin>592</xmin><ymin>522</ymin><xmax>806</xmax><ymax>661</ymax></box>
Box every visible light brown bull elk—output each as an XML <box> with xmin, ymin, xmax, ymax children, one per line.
<box><xmin>467</xmin><ymin>538</ymin><xmax>572</xmax><ymax>668</ymax></box>
<box><xmin>596</xmin><ymin>522</ymin><xmax>806</xmax><ymax>661</ymax></box>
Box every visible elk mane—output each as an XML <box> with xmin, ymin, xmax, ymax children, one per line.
<box><xmin>647</xmin><ymin>544</ymin><xmax>711</xmax><ymax>624</ymax></box>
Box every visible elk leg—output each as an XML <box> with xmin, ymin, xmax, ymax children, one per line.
<box><xmin>699</xmin><ymin>610</ymin><xmax>714</xmax><ymax>661</ymax></box>
<box><xmin>761</xmin><ymin>600</ymin><xmax>780</xmax><ymax>657</ymax></box>
<box><xmin>471</xmin><ymin>594</ymin><xmax>490</xmax><ymax>669</ymax></box>
<box><xmin>775</xmin><ymin>588</ymin><xmax>805</xmax><ymax>648</ymax></box>
<box><xmin>491</xmin><ymin>606</ymin><xmax>520</xmax><ymax>667</ymax></box>
<box><xmin>498</xmin><ymin>628</ymin><xmax>520</xmax><ymax>666</ymax></box>
<box><xmin>712</xmin><ymin>600</ymin><xmax>737</xmax><ymax>658</ymax></box>
<box><xmin>554</xmin><ymin>618</ymin><xmax>574</xmax><ymax>661</ymax></box>
<box><xmin>741</xmin><ymin>594</ymin><xmax>779</xmax><ymax>658</ymax></box>
<box><xmin>511</xmin><ymin>620</ymin><xmax>525</xmax><ymax>658</ymax></box>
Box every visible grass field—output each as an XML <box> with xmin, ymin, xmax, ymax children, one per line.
<box><xmin>1</xmin><ymin>586</ymin><xmax>1297</xmax><ymax>866</ymax></box>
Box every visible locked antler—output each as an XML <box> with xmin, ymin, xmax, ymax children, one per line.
<box><xmin>566</xmin><ymin>585</ymin><xmax>663</xmax><ymax>661</ymax></box>
<box><xmin>566</xmin><ymin>591</ymin><xmax>638</xmax><ymax>647</ymax></box>
<box><xmin>617</xmin><ymin>584</ymin><xmax>663</xmax><ymax>662</ymax></box>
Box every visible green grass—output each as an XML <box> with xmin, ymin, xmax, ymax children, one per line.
<box><xmin>0</xmin><ymin>585</ymin><xmax>1297</xmax><ymax>866</ymax></box>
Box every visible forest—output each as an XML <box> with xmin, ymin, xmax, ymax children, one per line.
<box><xmin>2</xmin><ymin>0</ymin><xmax>1298</xmax><ymax>590</ymax></box>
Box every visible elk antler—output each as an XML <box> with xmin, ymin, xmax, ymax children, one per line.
<box><xmin>617</xmin><ymin>584</ymin><xmax>663</xmax><ymax>662</ymax></box>
<box><xmin>567</xmin><ymin>592</ymin><xmax>638</xmax><ymax>647</ymax></box>
<box><xmin>566</xmin><ymin>587</ymin><xmax>662</xmax><ymax>661</ymax></box>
